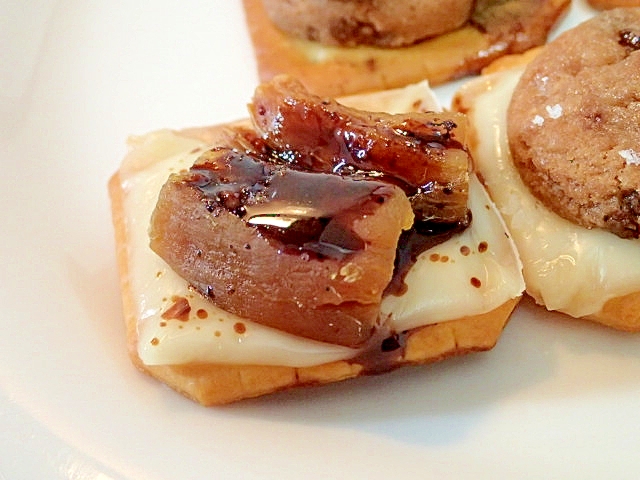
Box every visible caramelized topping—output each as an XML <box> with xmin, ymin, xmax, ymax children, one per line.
<box><xmin>183</xmin><ymin>144</ymin><xmax>396</xmax><ymax>260</ymax></box>
<box><xmin>249</xmin><ymin>76</ymin><xmax>471</xmax><ymax>227</ymax></box>
<box><xmin>149</xmin><ymin>77</ymin><xmax>472</xmax><ymax>346</ymax></box>
<box><xmin>149</xmin><ymin>134</ymin><xmax>413</xmax><ymax>346</ymax></box>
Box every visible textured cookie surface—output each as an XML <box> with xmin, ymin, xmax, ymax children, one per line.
<box><xmin>261</xmin><ymin>0</ymin><xmax>474</xmax><ymax>47</ymax></box>
<box><xmin>507</xmin><ymin>8</ymin><xmax>640</xmax><ymax>238</ymax></box>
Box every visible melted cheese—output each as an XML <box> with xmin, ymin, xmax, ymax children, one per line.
<box><xmin>455</xmin><ymin>69</ymin><xmax>640</xmax><ymax>317</ymax></box>
<box><xmin>119</xmin><ymin>84</ymin><xmax>524</xmax><ymax>367</ymax></box>
<box><xmin>381</xmin><ymin>174</ymin><xmax>524</xmax><ymax>331</ymax></box>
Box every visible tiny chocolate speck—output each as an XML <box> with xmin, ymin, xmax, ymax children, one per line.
<box><xmin>366</xmin><ymin>58</ymin><xmax>376</xmax><ymax>71</ymax></box>
<box><xmin>381</xmin><ymin>334</ymin><xmax>401</xmax><ymax>352</ymax></box>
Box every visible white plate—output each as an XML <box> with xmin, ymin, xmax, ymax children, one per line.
<box><xmin>2</xmin><ymin>2</ymin><xmax>639</xmax><ymax>479</ymax></box>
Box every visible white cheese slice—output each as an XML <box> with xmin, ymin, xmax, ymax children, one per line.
<box><xmin>118</xmin><ymin>83</ymin><xmax>524</xmax><ymax>367</ymax></box>
<box><xmin>455</xmin><ymin>69</ymin><xmax>640</xmax><ymax>317</ymax></box>
<box><xmin>381</xmin><ymin>174</ymin><xmax>524</xmax><ymax>331</ymax></box>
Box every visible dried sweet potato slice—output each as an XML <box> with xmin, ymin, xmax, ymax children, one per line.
<box><xmin>250</xmin><ymin>76</ymin><xmax>470</xmax><ymax>226</ymax></box>
<box><xmin>150</xmin><ymin>143</ymin><xmax>413</xmax><ymax>347</ymax></box>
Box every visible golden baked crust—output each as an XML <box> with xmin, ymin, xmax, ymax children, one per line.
<box><xmin>242</xmin><ymin>0</ymin><xmax>570</xmax><ymax>96</ymax></box>
<box><xmin>141</xmin><ymin>301</ymin><xmax>518</xmax><ymax>406</ymax></box>
<box><xmin>480</xmin><ymin>47</ymin><xmax>544</xmax><ymax>75</ymax></box>
<box><xmin>507</xmin><ymin>8</ymin><xmax>640</xmax><ymax>239</ymax></box>
<box><xmin>108</xmin><ymin>123</ymin><xmax>521</xmax><ymax>406</ymax></box>
<box><xmin>587</xmin><ymin>291</ymin><xmax>640</xmax><ymax>331</ymax></box>
<box><xmin>588</xmin><ymin>0</ymin><xmax>640</xmax><ymax>9</ymax></box>
<box><xmin>261</xmin><ymin>0</ymin><xmax>474</xmax><ymax>47</ymax></box>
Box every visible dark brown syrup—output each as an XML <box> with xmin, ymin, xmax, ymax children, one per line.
<box><xmin>184</xmin><ymin>141</ymin><xmax>395</xmax><ymax>261</ymax></box>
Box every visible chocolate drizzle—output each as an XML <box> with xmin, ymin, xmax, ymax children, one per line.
<box><xmin>150</xmin><ymin>78</ymin><xmax>472</xmax><ymax>346</ymax></box>
<box><xmin>353</xmin><ymin>328</ymin><xmax>411</xmax><ymax>375</ymax></box>
<box><xmin>184</xmin><ymin>141</ymin><xmax>396</xmax><ymax>261</ymax></box>
<box><xmin>250</xmin><ymin>76</ymin><xmax>471</xmax><ymax>227</ymax></box>
<box><xmin>385</xmin><ymin>213</ymin><xmax>471</xmax><ymax>296</ymax></box>
<box><xmin>619</xmin><ymin>29</ymin><xmax>640</xmax><ymax>50</ymax></box>
<box><xmin>184</xmin><ymin>124</ymin><xmax>470</xmax><ymax>290</ymax></box>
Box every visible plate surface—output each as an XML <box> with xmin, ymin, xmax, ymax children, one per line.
<box><xmin>2</xmin><ymin>2</ymin><xmax>639</xmax><ymax>479</ymax></box>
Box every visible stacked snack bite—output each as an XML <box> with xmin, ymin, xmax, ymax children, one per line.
<box><xmin>242</xmin><ymin>0</ymin><xmax>572</xmax><ymax>96</ymax></box>
<box><xmin>453</xmin><ymin>8</ymin><xmax>640</xmax><ymax>330</ymax></box>
<box><xmin>109</xmin><ymin>77</ymin><xmax>525</xmax><ymax>405</ymax></box>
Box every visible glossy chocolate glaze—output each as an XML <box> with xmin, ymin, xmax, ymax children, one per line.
<box><xmin>250</xmin><ymin>76</ymin><xmax>470</xmax><ymax>226</ymax></box>
<box><xmin>385</xmin><ymin>214</ymin><xmax>471</xmax><ymax>296</ymax></box>
<box><xmin>151</xmin><ymin>78</ymin><xmax>472</xmax><ymax>346</ymax></box>
<box><xmin>185</xmin><ymin>125</ymin><xmax>469</xmax><ymax>292</ymax></box>
<box><xmin>184</xmin><ymin>142</ymin><xmax>394</xmax><ymax>261</ymax></box>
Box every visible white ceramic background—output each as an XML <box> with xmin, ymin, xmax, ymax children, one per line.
<box><xmin>2</xmin><ymin>2</ymin><xmax>639</xmax><ymax>479</ymax></box>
